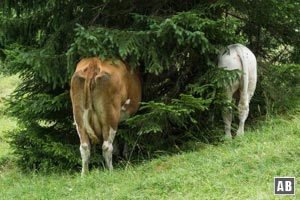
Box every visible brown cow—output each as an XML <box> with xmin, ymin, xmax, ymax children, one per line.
<box><xmin>70</xmin><ymin>57</ymin><xmax>141</xmax><ymax>175</ymax></box>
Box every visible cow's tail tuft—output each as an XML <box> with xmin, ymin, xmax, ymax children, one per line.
<box><xmin>83</xmin><ymin>109</ymin><xmax>99</xmax><ymax>144</ymax></box>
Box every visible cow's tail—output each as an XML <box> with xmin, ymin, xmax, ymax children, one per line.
<box><xmin>83</xmin><ymin>63</ymin><xmax>99</xmax><ymax>144</ymax></box>
<box><xmin>235</xmin><ymin>44</ymin><xmax>249</xmax><ymax>99</ymax></box>
<box><xmin>84</xmin><ymin>71</ymin><xmax>95</xmax><ymax>111</ymax></box>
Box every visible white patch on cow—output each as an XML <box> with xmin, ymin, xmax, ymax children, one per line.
<box><xmin>80</xmin><ymin>143</ymin><xmax>90</xmax><ymax>175</ymax></box>
<box><xmin>73</xmin><ymin>115</ymin><xmax>81</xmax><ymax>141</ymax></box>
<box><xmin>125</xmin><ymin>98</ymin><xmax>131</xmax><ymax>104</ymax></box>
<box><xmin>102</xmin><ymin>141</ymin><xmax>113</xmax><ymax>171</ymax></box>
<box><xmin>120</xmin><ymin>99</ymin><xmax>131</xmax><ymax>122</ymax></box>
<box><xmin>121</xmin><ymin>99</ymin><xmax>131</xmax><ymax>111</ymax></box>
<box><xmin>119</xmin><ymin>111</ymin><xmax>130</xmax><ymax>122</ymax></box>
<box><xmin>109</xmin><ymin>127</ymin><xmax>116</xmax><ymax>143</ymax></box>
<box><xmin>102</xmin><ymin>127</ymin><xmax>116</xmax><ymax>171</ymax></box>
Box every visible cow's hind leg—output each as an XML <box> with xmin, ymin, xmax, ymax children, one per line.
<box><xmin>79</xmin><ymin>127</ymin><xmax>91</xmax><ymax>175</ymax></box>
<box><xmin>237</xmin><ymin>78</ymin><xmax>256</xmax><ymax>137</ymax></box>
<box><xmin>74</xmin><ymin>116</ymin><xmax>91</xmax><ymax>176</ymax></box>
<box><xmin>222</xmin><ymin>87</ymin><xmax>236</xmax><ymax>139</ymax></box>
<box><xmin>237</xmin><ymin>92</ymin><xmax>249</xmax><ymax>137</ymax></box>
<box><xmin>222</xmin><ymin>100</ymin><xmax>233</xmax><ymax>140</ymax></box>
<box><xmin>80</xmin><ymin>140</ymin><xmax>91</xmax><ymax>175</ymax></box>
<box><xmin>71</xmin><ymin>74</ymin><xmax>91</xmax><ymax>176</ymax></box>
<box><xmin>102</xmin><ymin>126</ymin><xmax>116</xmax><ymax>171</ymax></box>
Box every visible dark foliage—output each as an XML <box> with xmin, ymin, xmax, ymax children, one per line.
<box><xmin>1</xmin><ymin>0</ymin><xmax>300</xmax><ymax>170</ymax></box>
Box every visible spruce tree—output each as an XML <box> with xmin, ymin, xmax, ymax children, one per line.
<box><xmin>1</xmin><ymin>1</ymin><xmax>299</xmax><ymax>170</ymax></box>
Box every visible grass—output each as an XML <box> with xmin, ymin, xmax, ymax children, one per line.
<box><xmin>0</xmin><ymin>113</ymin><xmax>300</xmax><ymax>199</ymax></box>
<box><xmin>1</xmin><ymin>74</ymin><xmax>300</xmax><ymax>199</ymax></box>
<box><xmin>0</xmin><ymin>74</ymin><xmax>18</xmax><ymax>165</ymax></box>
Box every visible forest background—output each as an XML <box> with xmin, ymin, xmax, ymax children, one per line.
<box><xmin>0</xmin><ymin>0</ymin><xmax>300</xmax><ymax>172</ymax></box>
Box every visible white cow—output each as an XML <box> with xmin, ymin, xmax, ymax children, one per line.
<box><xmin>218</xmin><ymin>44</ymin><xmax>257</xmax><ymax>139</ymax></box>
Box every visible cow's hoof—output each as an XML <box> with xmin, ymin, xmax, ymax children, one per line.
<box><xmin>236</xmin><ymin>132</ymin><xmax>245</xmax><ymax>137</ymax></box>
<box><xmin>224</xmin><ymin>134</ymin><xmax>232</xmax><ymax>141</ymax></box>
